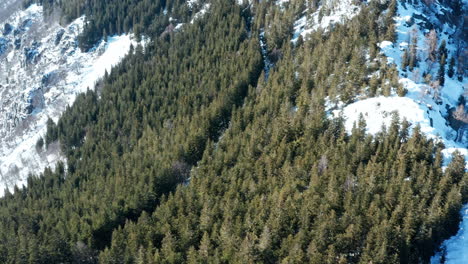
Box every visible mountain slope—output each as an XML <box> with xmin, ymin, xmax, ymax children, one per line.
<box><xmin>0</xmin><ymin>0</ymin><xmax>466</xmax><ymax>263</ymax></box>
<box><xmin>336</xmin><ymin>0</ymin><xmax>467</xmax><ymax>168</ymax></box>
<box><xmin>0</xmin><ymin>3</ymin><xmax>137</xmax><ymax>196</ymax></box>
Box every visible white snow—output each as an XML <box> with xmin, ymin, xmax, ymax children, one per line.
<box><xmin>174</xmin><ymin>23</ymin><xmax>184</xmax><ymax>31</ymax></box>
<box><xmin>340</xmin><ymin>97</ymin><xmax>429</xmax><ymax>134</ymax></box>
<box><xmin>236</xmin><ymin>0</ymin><xmax>252</xmax><ymax>5</ymax></box>
<box><xmin>187</xmin><ymin>0</ymin><xmax>199</xmax><ymax>8</ymax></box>
<box><xmin>66</xmin><ymin>34</ymin><xmax>135</xmax><ymax>95</ymax></box>
<box><xmin>276</xmin><ymin>0</ymin><xmax>290</xmax><ymax>8</ymax></box>
<box><xmin>337</xmin><ymin>95</ymin><xmax>466</xmax><ymax>168</ymax></box>
<box><xmin>431</xmin><ymin>205</ymin><xmax>468</xmax><ymax>264</ymax></box>
<box><xmin>292</xmin><ymin>0</ymin><xmax>361</xmax><ymax>43</ymax></box>
<box><xmin>190</xmin><ymin>3</ymin><xmax>211</xmax><ymax>24</ymax></box>
<box><xmin>0</xmin><ymin>4</ymin><xmax>139</xmax><ymax>196</ymax></box>
<box><xmin>0</xmin><ymin>0</ymin><xmax>22</xmax><ymax>21</ymax></box>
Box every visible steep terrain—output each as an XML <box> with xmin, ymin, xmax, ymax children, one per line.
<box><xmin>331</xmin><ymin>0</ymin><xmax>467</xmax><ymax>166</ymax></box>
<box><xmin>0</xmin><ymin>0</ymin><xmax>466</xmax><ymax>263</ymax></box>
<box><xmin>0</xmin><ymin>3</ymin><xmax>137</xmax><ymax>195</ymax></box>
<box><xmin>323</xmin><ymin>0</ymin><xmax>468</xmax><ymax>262</ymax></box>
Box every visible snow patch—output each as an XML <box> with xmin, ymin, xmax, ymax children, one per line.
<box><xmin>191</xmin><ymin>3</ymin><xmax>211</xmax><ymax>24</ymax></box>
<box><xmin>292</xmin><ymin>0</ymin><xmax>361</xmax><ymax>42</ymax></box>
<box><xmin>187</xmin><ymin>0</ymin><xmax>199</xmax><ymax>8</ymax></box>
<box><xmin>336</xmin><ymin>95</ymin><xmax>465</xmax><ymax>168</ymax></box>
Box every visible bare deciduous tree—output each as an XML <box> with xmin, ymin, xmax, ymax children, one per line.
<box><xmin>457</xmin><ymin>50</ymin><xmax>467</xmax><ymax>78</ymax></box>
<box><xmin>409</xmin><ymin>26</ymin><xmax>419</xmax><ymax>71</ymax></box>
<box><xmin>430</xmin><ymin>80</ymin><xmax>441</xmax><ymax>102</ymax></box>
<box><xmin>412</xmin><ymin>68</ymin><xmax>421</xmax><ymax>83</ymax></box>
<box><xmin>453</xmin><ymin>104</ymin><xmax>468</xmax><ymax>123</ymax></box>
<box><xmin>425</xmin><ymin>29</ymin><xmax>438</xmax><ymax>64</ymax></box>
<box><xmin>318</xmin><ymin>154</ymin><xmax>328</xmax><ymax>175</ymax></box>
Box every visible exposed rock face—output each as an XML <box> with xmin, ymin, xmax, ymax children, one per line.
<box><xmin>0</xmin><ymin>4</ymin><xmax>83</xmax><ymax>145</ymax></box>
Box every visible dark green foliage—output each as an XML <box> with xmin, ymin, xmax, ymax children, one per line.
<box><xmin>437</xmin><ymin>40</ymin><xmax>448</xmax><ymax>86</ymax></box>
<box><xmin>397</xmin><ymin>84</ymin><xmax>408</xmax><ymax>96</ymax></box>
<box><xmin>384</xmin><ymin>0</ymin><xmax>397</xmax><ymax>42</ymax></box>
<box><xmin>448</xmin><ymin>56</ymin><xmax>455</xmax><ymax>78</ymax></box>
<box><xmin>45</xmin><ymin>117</ymin><xmax>58</xmax><ymax>147</ymax></box>
<box><xmin>438</xmin><ymin>40</ymin><xmax>448</xmax><ymax>59</ymax></box>
<box><xmin>36</xmin><ymin>137</ymin><xmax>44</xmax><ymax>152</ymax></box>
<box><xmin>98</xmin><ymin>78</ymin><xmax>465</xmax><ymax>263</ymax></box>
<box><xmin>409</xmin><ymin>31</ymin><xmax>418</xmax><ymax>71</ymax></box>
<box><xmin>438</xmin><ymin>53</ymin><xmax>446</xmax><ymax>86</ymax></box>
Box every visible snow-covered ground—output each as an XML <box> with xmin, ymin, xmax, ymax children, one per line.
<box><xmin>0</xmin><ymin>4</ymin><xmax>138</xmax><ymax>196</ymax></box>
<box><xmin>338</xmin><ymin>94</ymin><xmax>467</xmax><ymax>165</ymax></box>
<box><xmin>292</xmin><ymin>0</ymin><xmax>361</xmax><ymax>42</ymax></box>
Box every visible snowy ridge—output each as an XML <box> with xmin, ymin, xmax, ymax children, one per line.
<box><xmin>0</xmin><ymin>4</ymin><xmax>138</xmax><ymax>196</ymax></box>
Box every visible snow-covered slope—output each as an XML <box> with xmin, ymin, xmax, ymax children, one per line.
<box><xmin>334</xmin><ymin>0</ymin><xmax>467</xmax><ymax>168</ymax></box>
<box><xmin>0</xmin><ymin>4</ymin><xmax>138</xmax><ymax>196</ymax></box>
<box><xmin>292</xmin><ymin>0</ymin><xmax>362</xmax><ymax>42</ymax></box>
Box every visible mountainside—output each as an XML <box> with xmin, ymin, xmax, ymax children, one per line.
<box><xmin>0</xmin><ymin>0</ymin><xmax>466</xmax><ymax>263</ymax></box>
<box><xmin>338</xmin><ymin>0</ymin><xmax>468</xmax><ymax>166</ymax></box>
<box><xmin>0</xmin><ymin>2</ymin><xmax>137</xmax><ymax>196</ymax></box>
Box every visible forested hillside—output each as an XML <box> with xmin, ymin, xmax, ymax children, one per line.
<box><xmin>0</xmin><ymin>0</ymin><xmax>466</xmax><ymax>263</ymax></box>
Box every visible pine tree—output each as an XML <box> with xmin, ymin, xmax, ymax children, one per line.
<box><xmin>402</xmin><ymin>48</ymin><xmax>410</xmax><ymax>71</ymax></box>
<box><xmin>448</xmin><ymin>57</ymin><xmax>455</xmax><ymax>78</ymax></box>
<box><xmin>438</xmin><ymin>53</ymin><xmax>446</xmax><ymax>86</ymax></box>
